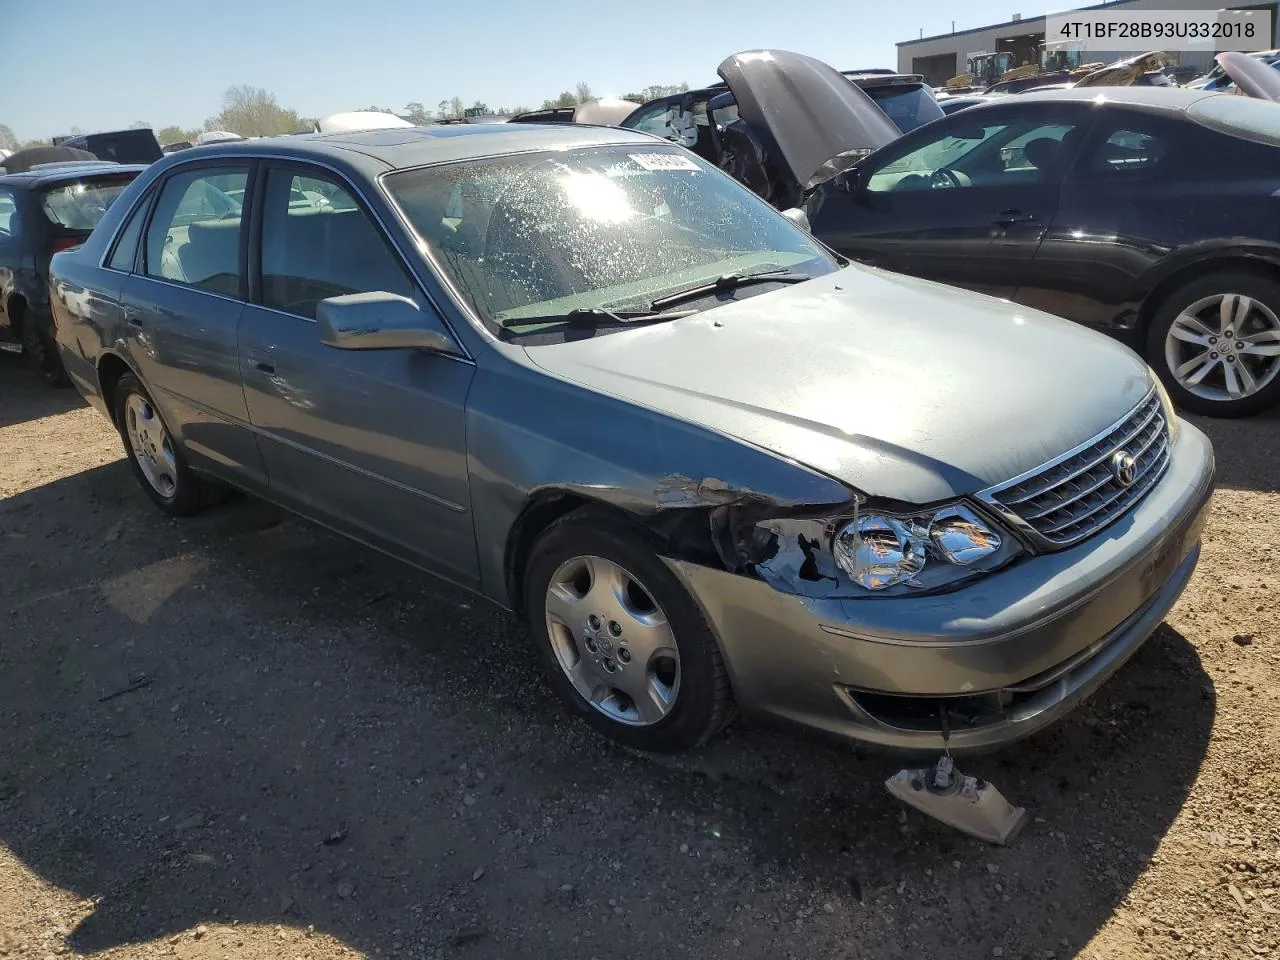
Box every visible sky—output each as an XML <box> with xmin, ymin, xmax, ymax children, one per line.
<box><xmin>5</xmin><ymin>0</ymin><xmax>1031</xmax><ymax>141</ymax></box>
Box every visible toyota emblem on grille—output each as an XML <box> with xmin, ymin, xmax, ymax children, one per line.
<box><xmin>1111</xmin><ymin>450</ymin><xmax>1138</xmax><ymax>487</ymax></box>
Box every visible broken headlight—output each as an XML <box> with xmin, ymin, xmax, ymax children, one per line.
<box><xmin>833</xmin><ymin>505</ymin><xmax>1010</xmax><ymax>593</ymax></box>
<box><xmin>746</xmin><ymin>503</ymin><xmax>1019</xmax><ymax>599</ymax></box>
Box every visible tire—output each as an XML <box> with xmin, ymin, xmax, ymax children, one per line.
<box><xmin>523</xmin><ymin>507</ymin><xmax>734</xmax><ymax>752</ymax></box>
<box><xmin>1145</xmin><ymin>271</ymin><xmax>1280</xmax><ymax>418</ymax></box>
<box><xmin>18</xmin><ymin>306</ymin><xmax>70</xmax><ymax>388</ymax></box>
<box><xmin>113</xmin><ymin>373</ymin><xmax>225</xmax><ymax>515</ymax></box>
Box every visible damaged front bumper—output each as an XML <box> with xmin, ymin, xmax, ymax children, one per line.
<box><xmin>664</xmin><ymin>421</ymin><xmax>1215</xmax><ymax>753</ymax></box>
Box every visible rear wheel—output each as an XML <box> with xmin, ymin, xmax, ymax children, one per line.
<box><xmin>1146</xmin><ymin>272</ymin><xmax>1280</xmax><ymax>417</ymax></box>
<box><xmin>523</xmin><ymin>508</ymin><xmax>734</xmax><ymax>752</ymax></box>
<box><xmin>17</xmin><ymin>304</ymin><xmax>69</xmax><ymax>387</ymax></box>
<box><xmin>113</xmin><ymin>373</ymin><xmax>224</xmax><ymax>515</ymax></box>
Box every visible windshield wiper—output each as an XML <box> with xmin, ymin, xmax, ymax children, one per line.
<box><xmin>501</xmin><ymin>306</ymin><xmax>695</xmax><ymax>332</ymax></box>
<box><xmin>648</xmin><ymin>269</ymin><xmax>811</xmax><ymax>311</ymax></box>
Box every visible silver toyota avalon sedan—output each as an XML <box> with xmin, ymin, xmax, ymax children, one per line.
<box><xmin>49</xmin><ymin>122</ymin><xmax>1215</xmax><ymax>753</ymax></box>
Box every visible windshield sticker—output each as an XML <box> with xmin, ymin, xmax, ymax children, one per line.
<box><xmin>628</xmin><ymin>153</ymin><xmax>699</xmax><ymax>172</ymax></box>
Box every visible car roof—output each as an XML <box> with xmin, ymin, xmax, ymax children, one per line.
<box><xmin>0</xmin><ymin>162</ymin><xmax>147</xmax><ymax>189</ymax></box>
<box><xmin>972</xmin><ymin>85</ymin><xmax>1222</xmax><ymax>113</ymax></box>
<box><xmin>161</xmin><ymin>123</ymin><xmax>662</xmax><ymax>173</ymax></box>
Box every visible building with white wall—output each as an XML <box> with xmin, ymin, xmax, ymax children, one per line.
<box><xmin>897</xmin><ymin>0</ymin><xmax>1278</xmax><ymax>85</ymax></box>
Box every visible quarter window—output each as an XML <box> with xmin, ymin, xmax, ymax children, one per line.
<box><xmin>259</xmin><ymin>168</ymin><xmax>415</xmax><ymax>320</ymax></box>
<box><xmin>0</xmin><ymin>190</ymin><xmax>17</xmax><ymax>239</ymax></box>
<box><xmin>143</xmin><ymin>167</ymin><xmax>249</xmax><ymax>296</ymax></box>
<box><xmin>108</xmin><ymin>195</ymin><xmax>150</xmax><ymax>272</ymax></box>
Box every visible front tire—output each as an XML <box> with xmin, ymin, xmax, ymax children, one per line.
<box><xmin>523</xmin><ymin>508</ymin><xmax>734</xmax><ymax>752</ymax></box>
<box><xmin>113</xmin><ymin>373</ymin><xmax>224</xmax><ymax>515</ymax></box>
<box><xmin>1146</xmin><ymin>271</ymin><xmax>1280</xmax><ymax>417</ymax></box>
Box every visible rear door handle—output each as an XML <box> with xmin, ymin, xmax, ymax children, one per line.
<box><xmin>123</xmin><ymin>309</ymin><xmax>144</xmax><ymax>328</ymax></box>
<box><xmin>992</xmin><ymin>209</ymin><xmax>1038</xmax><ymax>226</ymax></box>
<box><xmin>246</xmin><ymin>351</ymin><xmax>276</xmax><ymax>375</ymax></box>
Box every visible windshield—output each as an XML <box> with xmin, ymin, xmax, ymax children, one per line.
<box><xmin>863</xmin><ymin>85</ymin><xmax>944</xmax><ymax>132</ymax></box>
<box><xmin>385</xmin><ymin>145</ymin><xmax>837</xmax><ymax>332</ymax></box>
<box><xmin>39</xmin><ymin>174</ymin><xmax>139</xmax><ymax>230</ymax></box>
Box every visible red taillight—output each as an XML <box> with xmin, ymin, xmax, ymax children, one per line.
<box><xmin>50</xmin><ymin>237</ymin><xmax>82</xmax><ymax>255</ymax></box>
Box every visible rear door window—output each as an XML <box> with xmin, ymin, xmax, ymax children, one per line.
<box><xmin>143</xmin><ymin>166</ymin><xmax>249</xmax><ymax>296</ymax></box>
<box><xmin>107</xmin><ymin>192</ymin><xmax>151</xmax><ymax>272</ymax></box>
<box><xmin>39</xmin><ymin>174</ymin><xmax>139</xmax><ymax>230</ymax></box>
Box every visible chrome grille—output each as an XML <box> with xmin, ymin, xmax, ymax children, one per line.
<box><xmin>979</xmin><ymin>389</ymin><xmax>1171</xmax><ymax>549</ymax></box>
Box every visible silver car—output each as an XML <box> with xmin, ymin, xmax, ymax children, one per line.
<box><xmin>50</xmin><ymin>123</ymin><xmax>1215</xmax><ymax>753</ymax></box>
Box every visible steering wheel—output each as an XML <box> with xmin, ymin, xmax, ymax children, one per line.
<box><xmin>930</xmin><ymin>168</ymin><xmax>963</xmax><ymax>190</ymax></box>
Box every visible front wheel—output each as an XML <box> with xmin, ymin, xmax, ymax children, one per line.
<box><xmin>1146</xmin><ymin>272</ymin><xmax>1280</xmax><ymax>417</ymax></box>
<box><xmin>113</xmin><ymin>373</ymin><xmax>224</xmax><ymax>515</ymax></box>
<box><xmin>523</xmin><ymin>508</ymin><xmax>734</xmax><ymax>752</ymax></box>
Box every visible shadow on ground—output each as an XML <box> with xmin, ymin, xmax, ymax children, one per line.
<box><xmin>0</xmin><ymin>460</ymin><xmax>1216</xmax><ymax>959</ymax></box>
<box><xmin>0</xmin><ymin>352</ymin><xmax>85</xmax><ymax>426</ymax></box>
<box><xmin>1186</xmin><ymin>403</ymin><xmax>1280</xmax><ymax>494</ymax></box>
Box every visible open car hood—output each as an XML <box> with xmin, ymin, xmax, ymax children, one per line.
<box><xmin>1217</xmin><ymin>50</ymin><xmax>1280</xmax><ymax>100</ymax></box>
<box><xmin>717</xmin><ymin>49</ymin><xmax>901</xmax><ymax>192</ymax></box>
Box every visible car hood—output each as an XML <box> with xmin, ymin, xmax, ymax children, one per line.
<box><xmin>717</xmin><ymin>49</ymin><xmax>901</xmax><ymax>193</ymax></box>
<box><xmin>1217</xmin><ymin>50</ymin><xmax>1280</xmax><ymax>100</ymax></box>
<box><xmin>522</xmin><ymin>269</ymin><xmax>1153</xmax><ymax>505</ymax></box>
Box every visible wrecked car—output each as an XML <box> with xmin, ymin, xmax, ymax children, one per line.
<box><xmin>698</xmin><ymin>49</ymin><xmax>1280</xmax><ymax>417</ymax></box>
<box><xmin>618</xmin><ymin>66</ymin><xmax>942</xmax><ymax>190</ymax></box>
<box><xmin>50</xmin><ymin>123</ymin><xmax>1214</xmax><ymax>755</ymax></box>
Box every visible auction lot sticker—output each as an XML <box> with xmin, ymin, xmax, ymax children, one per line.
<box><xmin>1045</xmin><ymin>7</ymin><xmax>1272</xmax><ymax>51</ymax></box>
<box><xmin>629</xmin><ymin>154</ymin><xmax>700</xmax><ymax>172</ymax></box>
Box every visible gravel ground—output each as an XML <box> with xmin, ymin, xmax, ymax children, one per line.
<box><xmin>1</xmin><ymin>352</ymin><xmax>1277</xmax><ymax>960</ymax></box>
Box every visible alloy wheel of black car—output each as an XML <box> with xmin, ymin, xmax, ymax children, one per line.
<box><xmin>523</xmin><ymin>506</ymin><xmax>735</xmax><ymax>752</ymax></box>
<box><xmin>1147</xmin><ymin>271</ymin><xmax>1280</xmax><ymax>418</ymax></box>
<box><xmin>20</xmin><ymin>311</ymin><xmax>70</xmax><ymax>388</ymax></box>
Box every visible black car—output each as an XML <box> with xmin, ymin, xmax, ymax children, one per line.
<box><xmin>0</xmin><ymin>161</ymin><xmax>144</xmax><ymax>384</ymax></box>
<box><xmin>55</xmin><ymin>128</ymin><xmax>163</xmax><ymax>165</ymax></box>
<box><xmin>677</xmin><ymin>50</ymin><xmax>1280</xmax><ymax>417</ymax></box>
<box><xmin>804</xmin><ymin>85</ymin><xmax>1280</xmax><ymax>417</ymax></box>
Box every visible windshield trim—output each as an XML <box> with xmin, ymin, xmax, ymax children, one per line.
<box><xmin>379</xmin><ymin>143</ymin><xmax>838</xmax><ymax>341</ymax></box>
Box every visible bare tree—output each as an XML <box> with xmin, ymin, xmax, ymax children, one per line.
<box><xmin>449</xmin><ymin>96</ymin><xmax>464</xmax><ymax>119</ymax></box>
<box><xmin>437</xmin><ymin>100</ymin><xmax>449</xmax><ymax>120</ymax></box>
<box><xmin>575</xmin><ymin>81</ymin><xmax>593</xmax><ymax>103</ymax></box>
<box><xmin>0</xmin><ymin>124</ymin><xmax>17</xmax><ymax>151</ymax></box>
<box><xmin>206</xmin><ymin>85</ymin><xmax>304</xmax><ymax>137</ymax></box>
<box><xmin>129</xmin><ymin>120</ymin><xmax>151</xmax><ymax>129</ymax></box>
<box><xmin>404</xmin><ymin>102</ymin><xmax>431</xmax><ymax>125</ymax></box>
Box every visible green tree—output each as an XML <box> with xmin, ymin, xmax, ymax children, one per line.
<box><xmin>437</xmin><ymin>99</ymin><xmax>449</xmax><ymax>119</ymax></box>
<box><xmin>156</xmin><ymin>125</ymin><xmax>197</xmax><ymax>145</ymax></box>
<box><xmin>206</xmin><ymin>85</ymin><xmax>305</xmax><ymax>137</ymax></box>
<box><xmin>0</xmin><ymin>124</ymin><xmax>17</xmax><ymax>151</ymax></box>
<box><xmin>129</xmin><ymin>120</ymin><xmax>151</xmax><ymax>130</ymax></box>
<box><xmin>20</xmin><ymin>139</ymin><xmax>50</xmax><ymax>149</ymax></box>
<box><xmin>404</xmin><ymin>102</ymin><xmax>431</xmax><ymax>125</ymax></box>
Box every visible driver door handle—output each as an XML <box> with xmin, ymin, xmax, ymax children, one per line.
<box><xmin>992</xmin><ymin>209</ymin><xmax>1038</xmax><ymax>226</ymax></box>
<box><xmin>247</xmin><ymin>351</ymin><xmax>276</xmax><ymax>375</ymax></box>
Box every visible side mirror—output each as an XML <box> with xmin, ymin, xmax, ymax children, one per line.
<box><xmin>317</xmin><ymin>291</ymin><xmax>461</xmax><ymax>355</ymax></box>
<box><xmin>781</xmin><ymin>207</ymin><xmax>811</xmax><ymax>233</ymax></box>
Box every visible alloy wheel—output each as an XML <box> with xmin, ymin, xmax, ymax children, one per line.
<box><xmin>124</xmin><ymin>394</ymin><xmax>178</xmax><ymax>498</ymax></box>
<box><xmin>1165</xmin><ymin>293</ymin><xmax>1280</xmax><ymax>403</ymax></box>
<box><xmin>543</xmin><ymin>555</ymin><xmax>681</xmax><ymax>726</ymax></box>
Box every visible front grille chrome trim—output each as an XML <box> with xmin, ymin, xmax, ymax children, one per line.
<box><xmin>977</xmin><ymin>388</ymin><xmax>1171</xmax><ymax>551</ymax></box>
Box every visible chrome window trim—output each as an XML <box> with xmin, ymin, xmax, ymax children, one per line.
<box><xmin>97</xmin><ymin>149</ymin><xmax>475</xmax><ymax>363</ymax></box>
<box><xmin>977</xmin><ymin>386</ymin><xmax>1167</xmax><ymax>551</ymax></box>
<box><xmin>125</xmin><ymin>273</ymin><xmax>245</xmax><ymax>306</ymax></box>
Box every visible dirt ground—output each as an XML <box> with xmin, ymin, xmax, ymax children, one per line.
<box><xmin>0</xmin><ymin>351</ymin><xmax>1277</xmax><ymax>960</ymax></box>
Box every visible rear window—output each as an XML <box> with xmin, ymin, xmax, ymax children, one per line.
<box><xmin>1187</xmin><ymin>94</ymin><xmax>1280</xmax><ymax>147</ymax></box>
<box><xmin>862</xmin><ymin>84</ymin><xmax>945</xmax><ymax>132</ymax></box>
<box><xmin>40</xmin><ymin>174</ymin><xmax>139</xmax><ymax>230</ymax></box>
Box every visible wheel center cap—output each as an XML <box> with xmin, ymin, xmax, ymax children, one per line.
<box><xmin>597</xmin><ymin>635</ymin><xmax>614</xmax><ymax>655</ymax></box>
